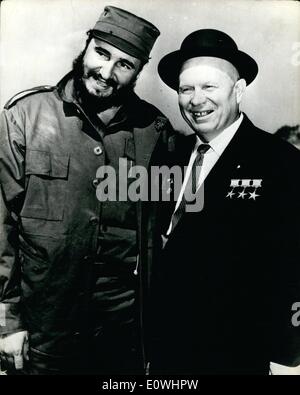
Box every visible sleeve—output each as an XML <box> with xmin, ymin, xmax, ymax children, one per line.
<box><xmin>0</xmin><ymin>108</ymin><xmax>26</xmax><ymax>335</ymax></box>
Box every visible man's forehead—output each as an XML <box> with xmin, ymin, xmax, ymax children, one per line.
<box><xmin>180</xmin><ymin>56</ymin><xmax>239</xmax><ymax>82</ymax></box>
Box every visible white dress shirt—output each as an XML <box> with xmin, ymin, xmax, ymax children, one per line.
<box><xmin>166</xmin><ymin>113</ymin><xmax>243</xmax><ymax>235</ymax></box>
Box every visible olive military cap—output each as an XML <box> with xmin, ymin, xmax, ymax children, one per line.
<box><xmin>90</xmin><ymin>5</ymin><xmax>160</xmax><ymax>61</ymax></box>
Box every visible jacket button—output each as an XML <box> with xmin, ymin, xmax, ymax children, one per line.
<box><xmin>92</xmin><ymin>178</ymin><xmax>100</xmax><ymax>188</ymax></box>
<box><xmin>94</xmin><ymin>146</ymin><xmax>103</xmax><ymax>155</ymax></box>
<box><xmin>100</xmin><ymin>224</ymin><xmax>107</xmax><ymax>232</ymax></box>
<box><xmin>89</xmin><ymin>216</ymin><xmax>99</xmax><ymax>225</ymax></box>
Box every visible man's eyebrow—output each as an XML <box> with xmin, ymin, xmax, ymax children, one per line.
<box><xmin>94</xmin><ymin>46</ymin><xmax>111</xmax><ymax>56</ymax></box>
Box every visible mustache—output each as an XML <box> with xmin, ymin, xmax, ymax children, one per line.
<box><xmin>86</xmin><ymin>69</ymin><xmax>118</xmax><ymax>89</ymax></box>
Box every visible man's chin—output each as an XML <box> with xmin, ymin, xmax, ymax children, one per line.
<box><xmin>80</xmin><ymin>84</ymin><xmax>119</xmax><ymax>109</ymax></box>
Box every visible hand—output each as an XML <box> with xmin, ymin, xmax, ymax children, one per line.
<box><xmin>0</xmin><ymin>331</ymin><xmax>29</xmax><ymax>371</ymax></box>
<box><xmin>270</xmin><ymin>361</ymin><xmax>300</xmax><ymax>375</ymax></box>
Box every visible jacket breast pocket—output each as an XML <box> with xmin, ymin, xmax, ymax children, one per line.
<box><xmin>21</xmin><ymin>150</ymin><xmax>69</xmax><ymax>221</ymax></box>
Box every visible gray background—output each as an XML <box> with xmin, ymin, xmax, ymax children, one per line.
<box><xmin>1</xmin><ymin>0</ymin><xmax>300</xmax><ymax>134</ymax></box>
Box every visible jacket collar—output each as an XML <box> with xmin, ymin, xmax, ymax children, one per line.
<box><xmin>56</xmin><ymin>71</ymin><xmax>163</xmax><ymax>169</ymax></box>
<box><xmin>203</xmin><ymin>114</ymin><xmax>259</xmax><ymax>186</ymax></box>
<box><xmin>179</xmin><ymin>114</ymin><xmax>256</xmax><ymax>165</ymax></box>
<box><xmin>56</xmin><ymin>71</ymin><xmax>151</xmax><ymax>127</ymax></box>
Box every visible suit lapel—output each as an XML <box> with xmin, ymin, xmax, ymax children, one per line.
<box><xmin>175</xmin><ymin>133</ymin><xmax>197</xmax><ymax>168</ymax></box>
<box><xmin>133</xmin><ymin>124</ymin><xmax>161</xmax><ymax>169</ymax></box>
<box><xmin>203</xmin><ymin>115</ymin><xmax>256</xmax><ymax>189</ymax></box>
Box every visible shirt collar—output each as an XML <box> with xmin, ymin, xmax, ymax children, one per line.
<box><xmin>195</xmin><ymin>113</ymin><xmax>244</xmax><ymax>157</ymax></box>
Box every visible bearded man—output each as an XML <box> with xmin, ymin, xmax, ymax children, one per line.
<box><xmin>0</xmin><ymin>5</ymin><xmax>174</xmax><ymax>375</ymax></box>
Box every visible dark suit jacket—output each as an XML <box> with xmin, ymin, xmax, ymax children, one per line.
<box><xmin>152</xmin><ymin>115</ymin><xmax>300</xmax><ymax>375</ymax></box>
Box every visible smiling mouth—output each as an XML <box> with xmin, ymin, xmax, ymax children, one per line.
<box><xmin>95</xmin><ymin>78</ymin><xmax>111</xmax><ymax>88</ymax></box>
<box><xmin>191</xmin><ymin>110</ymin><xmax>214</xmax><ymax>119</ymax></box>
<box><xmin>91</xmin><ymin>74</ymin><xmax>114</xmax><ymax>88</ymax></box>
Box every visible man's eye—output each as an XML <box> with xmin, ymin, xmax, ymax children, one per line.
<box><xmin>96</xmin><ymin>50</ymin><xmax>109</xmax><ymax>60</ymax></box>
<box><xmin>179</xmin><ymin>87</ymin><xmax>194</xmax><ymax>94</ymax></box>
<box><xmin>118</xmin><ymin>61</ymin><xmax>132</xmax><ymax>70</ymax></box>
<box><xmin>204</xmin><ymin>85</ymin><xmax>216</xmax><ymax>90</ymax></box>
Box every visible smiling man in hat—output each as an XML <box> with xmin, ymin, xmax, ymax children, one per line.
<box><xmin>0</xmin><ymin>6</ymin><xmax>174</xmax><ymax>374</ymax></box>
<box><xmin>151</xmin><ymin>29</ymin><xmax>300</xmax><ymax>374</ymax></box>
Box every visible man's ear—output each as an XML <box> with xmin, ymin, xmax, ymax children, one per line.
<box><xmin>235</xmin><ymin>78</ymin><xmax>246</xmax><ymax>104</ymax></box>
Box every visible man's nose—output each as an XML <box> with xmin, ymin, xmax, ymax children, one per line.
<box><xmin>190</xmin><ymin>88</ymin><xmax>206</xmax><ymax>106</ymax></box>
<box><xmin>101</xmin><ymin>61</ymin><xmax>115</xmax><ymax>80</ymax></box>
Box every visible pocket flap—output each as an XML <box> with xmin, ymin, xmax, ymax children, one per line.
<box><xmin>51</xmin><ymin>153</ymin><xmax>69</xmax><ymax>178</ymax></box>
<box><xmin>25</xmin><ymin>150</ymin><xmax>69</xmax><ymax>179</ymax></box>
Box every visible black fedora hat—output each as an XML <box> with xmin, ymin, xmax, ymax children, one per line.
<box><xmin>158</xmin><ymin>29</ymin><xmax>258</xmax><ymax>90</ymax></box>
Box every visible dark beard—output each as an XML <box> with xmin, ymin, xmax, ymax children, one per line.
<box><xmin>72</xmin><ymin>50</ymin><xmax>136</xmax><ymax>113</ymax></box>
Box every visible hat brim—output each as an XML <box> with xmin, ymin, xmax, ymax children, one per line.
<box><xmin>158</xmin><ymin>47</ymin><xmax>258</xmax><ymax>90</ymax></box>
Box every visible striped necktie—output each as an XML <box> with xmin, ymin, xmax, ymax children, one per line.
<box><xmin>170</xmin><ymin>143</ymin><xmax>210</xmax><ymax>232</ymax></box>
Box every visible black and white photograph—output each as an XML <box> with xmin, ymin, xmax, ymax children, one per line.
<box><xmin>0</xmin><ymin>0</ymin><xmax>300</xmax><ymax>377</ymax></box>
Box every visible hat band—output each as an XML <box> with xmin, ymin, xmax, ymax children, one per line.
<box><xmin>178</xmin><ymin>47</ymin><xmax>244</xmax><ymax>76</ymax></box>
